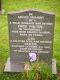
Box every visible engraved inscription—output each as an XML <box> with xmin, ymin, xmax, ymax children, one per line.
<box><xmin>8</xmin><ymin>10</ymin><xmax>55</xmax><ymax>62</ymax></box>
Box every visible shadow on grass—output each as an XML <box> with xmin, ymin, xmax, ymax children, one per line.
<box><xmin>0</xmin><ymin>72</ymin><xmax>23</xmax><ymax>80</ymax></box>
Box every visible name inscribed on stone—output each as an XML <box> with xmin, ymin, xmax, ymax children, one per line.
<box><xmin>8</xmin><ymin>10</ymin><xmax>55</xmax><ymax>61</ymax></box>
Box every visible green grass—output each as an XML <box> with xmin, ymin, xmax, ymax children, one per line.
<box><xmin>0</xmin><ymin>0</ymin><xmax>60</xmax><ymax>79</ymax></box>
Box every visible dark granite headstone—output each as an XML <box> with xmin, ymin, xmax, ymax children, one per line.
<box><xmin>0</xmin><ymin>0</ymin><xmax>1</xmax><ymax>11</ymax></box>
<box><xmin>0</xmin><ymin>0</ymin><xmax>5</xmax><ymax>14</ymax></box>
<box><xmin>4</xmin><ymin>10</ymin><xmax>57</xmax><ymax>73</ymax></box>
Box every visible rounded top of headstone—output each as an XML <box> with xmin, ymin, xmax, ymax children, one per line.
<box><xmin>8</xmin><ymin>9</ymin><xmax>55</xmax><ymax>16</ymax></box>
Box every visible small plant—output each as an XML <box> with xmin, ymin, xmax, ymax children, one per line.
<box><xmin>22</xmin><ymin>61</ymin><xmax>57</xmax><ymax>80</ymax></box>
<box><xmin>21</xmin><ymin>53</ymin><xmax>57</xmax><ymax>80</ymax></box>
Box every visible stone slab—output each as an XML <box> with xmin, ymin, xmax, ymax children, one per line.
<box><xmin>8</xmin><ymin>10</ymin><xmax>55</xmax><ymax>63</ymax></box>
<box><xmin>4</xmin><ymin>58</ymin><xmax>57</xmax><ymax>73</ymax></box>
<box><xmin>52</xmin><ymin>59</ymin><xmax>57</xmax><ymax>74</ymax></box>
<box><xmin>0</xmin><ymin>9</ymin><xmax>5</xmax><ymax>14</ymax></box>
<box><xmin>4</xmin><ymin>58</ymin><xmax>24</xmax><ymax>72</ymax></box>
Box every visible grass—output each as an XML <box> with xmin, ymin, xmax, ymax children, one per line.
<box><xmin>0</xmin><ymin>0</ymin><xmax>60</xmax><ymax>79</ymax></box>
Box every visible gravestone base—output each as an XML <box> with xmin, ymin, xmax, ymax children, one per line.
<box><xmin>4</xmin><ymin>58</ymin><xmax>57</xmax><ymax>74</ymax></box>
<box><xmin>52</xmin><ymin>59</ymin><xmax>57</xmax><ymax>74</ymax></box>
<box><xmin>0</xmin><ymin>9</ymin><xmax>5</xmax><ymax>14</ymax></box>
<box><xmin>4</xmin><ymin>58</ymin><xmax>24</xmax><ymax>72</ymax></box>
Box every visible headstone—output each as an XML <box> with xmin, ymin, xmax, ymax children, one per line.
<box><xmin>0</xmin><ymin>0</ymin><xmax>5</xmax><ymax>14</ymax></box>
<box><xmin>4</xmin><ymin>10</ymin><xmax>57</xmax><ymax>73</ymax></box>
<box><xmin>0</xmin><ymin>0</ymin><xmax>1</xmax><ymax>11</ymax></box>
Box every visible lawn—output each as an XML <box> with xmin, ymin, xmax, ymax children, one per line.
<box><xmin>0</xmin><ymin>0</ymin><xmax>60</xmax><ymax>79</ymax></box>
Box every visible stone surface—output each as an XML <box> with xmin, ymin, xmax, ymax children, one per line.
<box><xmin>0</xmin><ymin>0</ymin><xmax>1</xmax><ymax>11</ymax></box>
<box><xmin>4</xmin><ymin>58</ymin><xmax>24</xmax><ymax>72</ymax></box>
<box><xmin>52</xmin><ymin>59</ymin><xmax>57</xmax><ymax>74</ymax></box>
<box><xmin>5</xmin><ymin>58</ymin><xmax>57</xmax><ymax>73</ymax></box>
<box><xmin>0</xmin><ymin>9</ymin><xmax>5</xmax><ymax>14</ymax></box>
<box><xmin>0</xmin><ymin>0</ymin><xmax>5</xmax><ymax>14</ymax></box>
<box><xmin>5</xmin><ymin>10</ymin><xmax>55</xmax><ymax>72</ymax></box>
<box><xmin>8</xmin><ymin>10</ymin><xmax>55</xmax><ymax>62</ymax></box>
